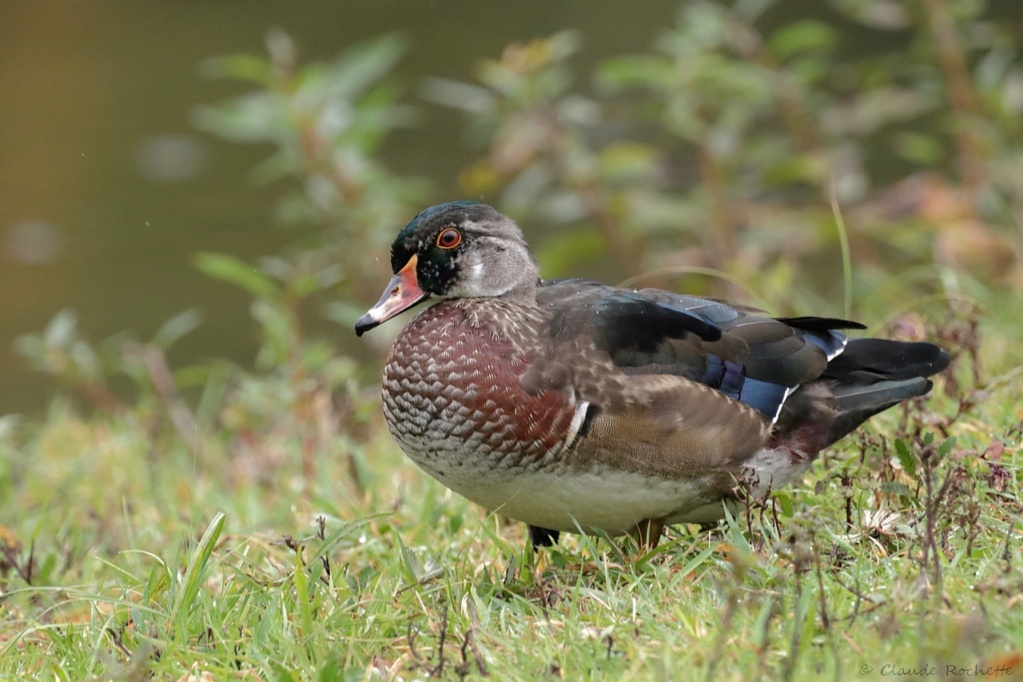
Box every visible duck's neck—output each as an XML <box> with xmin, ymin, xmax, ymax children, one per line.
<box><xmin>443</xmin><ymin>292</ymin><xmax>546</xmax><ymax>354</ymax></box>
<box><xmin>443</xmin><ymin>239</ymin><xmax>540</xmax><ymax>300</ymax></box>
<box><xmin>496</xmin><ymin>278</ymin><xmax>540</xmax><ymax>305</ymax></box>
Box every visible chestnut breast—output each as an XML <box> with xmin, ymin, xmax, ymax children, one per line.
<box><xmin>381</xmin><ymin>301</ymin><xmax>577</xmax><ymax>486</ymax></box>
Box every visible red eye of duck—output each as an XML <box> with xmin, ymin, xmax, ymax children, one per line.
<box><xmin>436</xmin><ymin>227</ymin><xmax>461</xmax><ymax>249</ymax></box>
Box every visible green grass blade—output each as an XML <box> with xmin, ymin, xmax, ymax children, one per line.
<box><xmin>830</xmin><ymin>188</ymin><xmax>853</xmax><ymax>320</ymax></box>
<box><xmin>170</xmin><ymin>512</ymin><xmax>226</xmax><ymax>639</ymax></box>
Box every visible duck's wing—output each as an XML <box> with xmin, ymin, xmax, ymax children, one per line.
<box><xmin>533</xmin><ymin>279</ymin><xmax>862</xmax><ymax>424</ymax></box>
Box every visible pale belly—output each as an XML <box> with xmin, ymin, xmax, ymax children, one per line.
<box><xmin>398</xmin><ymin>439</ymin><xmax>813</xmax><ymax>535</ymax></box>
<box><xmin>404</xmin><ymin>449</ymin><xmax>732</xmax><ymax>534</ymax></box>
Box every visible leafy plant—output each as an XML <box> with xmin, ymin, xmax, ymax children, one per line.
<box><xmin>192</xmin><ymin>30</ymin><xmax>431</xmax><ymax>302</ymax></box>
<box><xmin>16</xmin><ymin>308</ymin><xmax>201</xmax><ymax>424</ymax></box>
<box><xmin>425</xmin><ymin>0</ymin><xmax>1022</xmax><ymax>315</ymax></box>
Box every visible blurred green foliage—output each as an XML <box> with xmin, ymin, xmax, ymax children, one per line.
<box><xmin>428</xmin><ymin>0</ymin><xmax>1021</xmax><ymax>313</ymax></box>
<box><xmin>191</xmin><ymin>31</ymin><xmax>431</xmax><ymax>302</ymax></box>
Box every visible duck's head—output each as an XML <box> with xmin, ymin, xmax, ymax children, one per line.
<box><xmin>355</xmin><ymin>201</ymin><xmax>539</xmax><ymax>336</ymax></box>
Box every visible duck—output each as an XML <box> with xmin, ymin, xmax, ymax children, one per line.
<box><xmin>355</xmin><ymin>201</ymin><xmax>949</xmax><ymax>548</ymax></box>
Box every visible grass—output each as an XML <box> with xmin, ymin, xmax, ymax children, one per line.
<box><xmin>1</xmin><ymin>294</ymin><xmax>1021</xmax><ymax>681</ymax></box>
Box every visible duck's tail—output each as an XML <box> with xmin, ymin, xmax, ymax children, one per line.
<box><xmin>823</xmin><ymin>339</ymin><xmax>950</xmax><ymax>446</ymax></box>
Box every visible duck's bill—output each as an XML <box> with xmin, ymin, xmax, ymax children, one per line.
<box><xmin>355</xmin><ymin>255</ymin><xmax>428</xmax><ymax>336</ymax></box>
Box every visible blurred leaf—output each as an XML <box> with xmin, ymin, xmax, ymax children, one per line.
<box><xmin>892</xmin><ymin>132</ymin><xmax>945</xmax><ymax>165</ymax></box>
<box><xmin>598</xmin><ymin>142</ymin><xmax>660</xmax><ymax>183</ymax></box>
<box><xmin>194</xmin><ymin>253</ymin><xmax>280</xmax><ymax>300</ymax></box>
<box><xmin>249</xmin><ymin>152</ymin><xmax>303</xmax><ymax>186</ymax></box>
<box><xmin>733</xmin><ymin>0</ymin><xmax>778</xmax><ymax>22</ymax></box>
<box><xmin>975</xmin><ymin>42</ymin><xmax>1018</xmax><ymax>93</ymax></box>
<box><xmin>44</xmin><ymin>309</ymin><xmax>78</xmax><ymax>348</ymax></box>
<box><xmin>198</xmin><ymin>54</ymin><xmax>272</xmax><ymax>84</ymax></box>
<box><xmin>546</xmin><ymin>30</ymin><xmax>584</xmax><ymax>61</ymax></box>
<box><xmin>191</xmin><ymin>93</ymin><xmax>288</xmax><ymax>144</ymax></box>
<box><xmin>825</xmin><ymin>86</ymin><xmax>939</xmax><ymax>135</ymax></box>
<box><xmin>476</xmin><ymin>31</ymin><xmax>580</xmax><ymax>100</ymax></box>
<box><xmin>151</xmin><ymin>309</ymin><xmax>203</xmax><ymax>351</ymax></box>
<box><xmin>786</xmin><ymin>55</ymin><xmax>832</xmax><ymax>87</ymax></box>
<box><xmin>596</xmin><ymin>56</ymin><xmax>675</xmax><ymax>91</ymax></box>
<box><xmin>256</xmin><ymin>255</ymin><xmax>293</xmax><ymax>281</ymax></box>
<box><xmin>762</xmin><ymin>154</ymin><xmax>826</xmax><ymax>186</ymax></box>
<box><xmin>341</xmin><ymin>85</ymin><xmax>419</xmax><ymax>151</ymax></box>
<box><xmin>323</xmin><ymin>301</ymin><xmax>368</xmax><ymax>329</ymax></box>
<box><xmin>251</xmin><ymin>300</ymin><xmax>293</xmax><ymax>367</ymax></box>
<box><xmin>768</xmin><ymin>21</ymin><xmax>837</xmax><ymax>60</ymax></box>
<box><xmin>667</xmin><ymin>1</ymin><xmax>730</xmax><ymax>52</ymax></box>
<box><xmin>420</xmin><ymin>77</ymin><xmax>494</xmax><ymax>114</ymax></box>
<box><xmin>0</xmin><ymin>415</ymin><xmax>20</xmax><ymax>442</ymax></box>
<box><xmin>320</xmin><ymin>33</ymin><xmax>407</xmax><ymax>100</ymax></box>
<box><xmin>290</xmin><ymin>267</ymin><xmax>343</xmax><ymax>298</ymax></box>
<box><xmin>832</xmin><ymin>0</ymin><xmax>910</xmax><ymax>30</ymax></box>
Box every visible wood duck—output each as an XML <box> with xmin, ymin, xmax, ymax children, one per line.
<box><xmin>355</xmin><ymin>201</ymin><xmax>949</xmax><ymax>548</ymax></box>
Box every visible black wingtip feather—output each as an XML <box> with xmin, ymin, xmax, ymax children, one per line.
<box><xmin>821</xmin><ymin>339</ymin><xmax>949</xmax><ymax>445</ymax></box>
<box><xmin>777</xmin><ymin>316</ymin><xmax>868</xmax><ymax>332</ymax></box>
<box><xmin>827</xmin><ymin>339</ymin><xmax>950</xmax><ymax>380</ymax></box>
